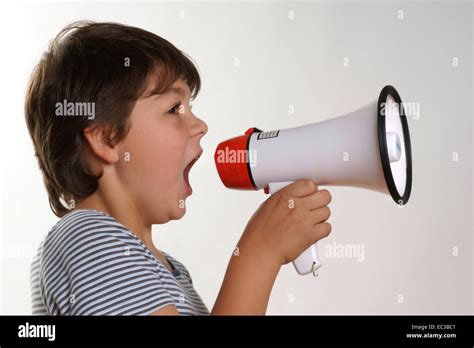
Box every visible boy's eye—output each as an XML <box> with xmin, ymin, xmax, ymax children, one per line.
<box><xmin>168</xmin><ymin>103</ymin><xmax>181</xmax><ymax>115</ymax></box>
<box><xmin>168</xmin><ymin>102</ymin><xmax>192</xmax><ymax>115</ymax></box>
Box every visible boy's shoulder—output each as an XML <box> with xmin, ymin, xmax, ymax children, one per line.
<box><xmin>31</xmin><ymin>209</ymin><xmax>199</xmax><ymax>315</ymax></box>
<box><xmin>35</xmin><ymin>209</ymin><xmax>191</xmax><ymax>282</ymax></box>
<box><xmin>37</xmin><ymin>209</ymin><xmax>145</xmax><ymax>269</ymax></box>
<box><xmin>45</xmin><ymin>209</ymin><xmax>136</xmax><ymax>248</ymax></box>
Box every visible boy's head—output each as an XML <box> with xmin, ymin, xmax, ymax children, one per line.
<box><xmin>25</xmin><ymin>21</ymin><xmax>208</xmax><ymax>223</ymax></box>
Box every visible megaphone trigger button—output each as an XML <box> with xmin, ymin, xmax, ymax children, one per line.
<box><xmin>264</xmin><ymin>186</ymin><xmax>270</xmax><ymax>194</ymax></box>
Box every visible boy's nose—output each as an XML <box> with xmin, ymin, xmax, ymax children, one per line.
<box><xmin>191</xmin><ymin>115</ymin><xmax>208</xmax><ymax>138</ymax></box>
<box><xmin>200</xmin><ymin>119</ymin><xmax>208</xmax><ymax>137</ymax></box>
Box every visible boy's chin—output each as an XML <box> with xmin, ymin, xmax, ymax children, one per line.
<box><xmin>146</xmin><ymin>198</ymin><xmax>187</xmax><ymax>224</ymax></box>
<box><xmin>169</xmin><ymin>204</ymin><xmax>187</xmax><ymax>220</ymax></box>
<box><xmin>150</xmin><ymin>207</ymin><xmax>185</xmax><ymax>224</ymax></box>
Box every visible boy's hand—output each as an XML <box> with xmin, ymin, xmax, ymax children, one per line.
<box><xmin>212</xmin><ymin>179</ymin><xmax>332</xmax><ymax>314</ymax></box>
<box><xmin>240</xmin><ymin>179</ymin><xmax>332</xmax><ymax>266</ymax></box>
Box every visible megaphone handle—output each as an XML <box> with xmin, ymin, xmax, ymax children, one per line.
<box><xmin>268</xmin><ymin>182</ymin><xmax>323</xmax><ymax>277</ymax></box>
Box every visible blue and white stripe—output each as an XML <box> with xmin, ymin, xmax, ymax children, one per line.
<box><xmin>31</xmin><ymin>209</ymin><xmax>209</xmax><ymax>316</ymax></box>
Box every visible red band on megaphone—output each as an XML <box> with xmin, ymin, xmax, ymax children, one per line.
<box><xmin>214</xmin><ymin>128</ymin><xmax>259</xmax><ymax>190</ymax></box>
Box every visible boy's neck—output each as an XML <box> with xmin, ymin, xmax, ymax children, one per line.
<box><xmin>72</xmin><ymin>172</ymin><xmax>176</xmax><ymax>273</ymax></box>
<box><xmin>75</xmin><ymin>191</ymin><xmax>153</xmax><ymax>253</ymax></box>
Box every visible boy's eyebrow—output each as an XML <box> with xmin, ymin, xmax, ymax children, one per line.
<box><xmin>144</xmin><ymin>85</ymin><xmax>189</xmax><ymax>101</ymax></box>
<box><xmin>167</xmin><ymin>86</ymin><xmax>186</xmax><ymax>97</ymax></box>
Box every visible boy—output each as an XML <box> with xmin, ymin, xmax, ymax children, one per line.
<box><xmin>26</xmin><ymin>21</ymin><xmax>332</xmax><ymax>315</ymax></box>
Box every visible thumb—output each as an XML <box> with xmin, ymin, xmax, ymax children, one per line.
<box><xmin>283</xmin><ymin>179</ymin><xmax>318</xmax><ymax>198</ymax></box>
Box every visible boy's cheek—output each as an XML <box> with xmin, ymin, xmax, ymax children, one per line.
<box><xmin>123</xmin><ymin>153</ymin><xmax>186</xmax><ymax>218</ymax></box>
<box><xmin>118</xmin><ymin>127</ymin><xmax>188</xmax><ymax>220</ymax></box>
<box><xmin>119</xmin><ymin>137</ymin><xmax>177</xmax><ymax>180</ymax></box>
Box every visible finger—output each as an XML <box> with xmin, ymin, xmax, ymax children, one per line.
<box><xmin>302</xmin><ymin>189</ymin><xmax>332</xmax><ymax>210</ymax></box>
<box><xmin>310</xmin><ymin>222</ymin><xmax>332</xmax><ymax>243</ymax></box>
<box><xmin>310</xmin><ymin>206</ymin><xmax>331</xmax><ymax>225</ymax></box>
<box><xmin>284</xmin><ymin>179</ymin><xmax>318</xmax><ymax>198</ymax></box>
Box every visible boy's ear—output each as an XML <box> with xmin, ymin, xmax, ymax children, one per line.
<box><xmin>83</xmin><ymin>125</ymin><xmax>120</xmax><ymax>164</ymax></box>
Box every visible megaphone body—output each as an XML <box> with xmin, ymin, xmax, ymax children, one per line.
<box><xmin>214</xmin><ymin>85</ymin><xmax>412</xmax><ymax>276</ymax></box>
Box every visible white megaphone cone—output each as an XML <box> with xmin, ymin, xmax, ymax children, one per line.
<box><xmin>214</xmin><ymin>85</ymin><xmax>413</xmax><ymax>276</ymax></box>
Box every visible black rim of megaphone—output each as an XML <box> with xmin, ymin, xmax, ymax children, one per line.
<box><xmin>377</xmin><ymin>85</ymin><xmax>413</xmax><ymax>205</ymax></box>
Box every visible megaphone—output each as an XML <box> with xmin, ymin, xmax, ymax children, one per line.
<box><xmin>214</xmin><ymin>85</ymin><xmax>412</xmax><ymax>276</ymax></box>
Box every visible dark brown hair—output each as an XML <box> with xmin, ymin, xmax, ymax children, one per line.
<box><xmin>25</xmin><ymin>21</ymin><xmax>201</xmax><ymax>217</ymax></box>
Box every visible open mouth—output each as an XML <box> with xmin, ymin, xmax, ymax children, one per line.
<box><xmin>183</xmin><ymin>151</ymin><xmax>203</xmax><ymax>194</ymax></box>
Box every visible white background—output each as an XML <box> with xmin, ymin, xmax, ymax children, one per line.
<box><xmin>0</xmin><ymin>0</ymin><xmax>472</xmax><ymax>314</ymax></box>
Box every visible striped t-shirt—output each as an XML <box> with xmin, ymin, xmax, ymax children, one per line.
<box><xmin>30</xmin><ymin>209</ymin><xmax>209</xmax><ymax>315</ymax></box>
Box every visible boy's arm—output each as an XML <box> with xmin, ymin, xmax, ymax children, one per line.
<box><xmin>151</xmin><ymin>180</ymin><xmax>331</xmax><ymax>316</ymax></box>
<box><xmin>149</xmin><ymin>239</ymin><xmax>279</xmax><ymax>316</ymax></box>
<box><xmin>150</xmin><ymin>305</ymin><xmax>180</xmax><ymax>315</ymax></box>
<box><xmin>210</xmin><ymin>235</ymin><xmax>281</xmax><ymax>315</ymax></box>
<box><xmin>211</xmin><ymin>179</ymin><xmax>331</xmax><ymax>315</ymax></box>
